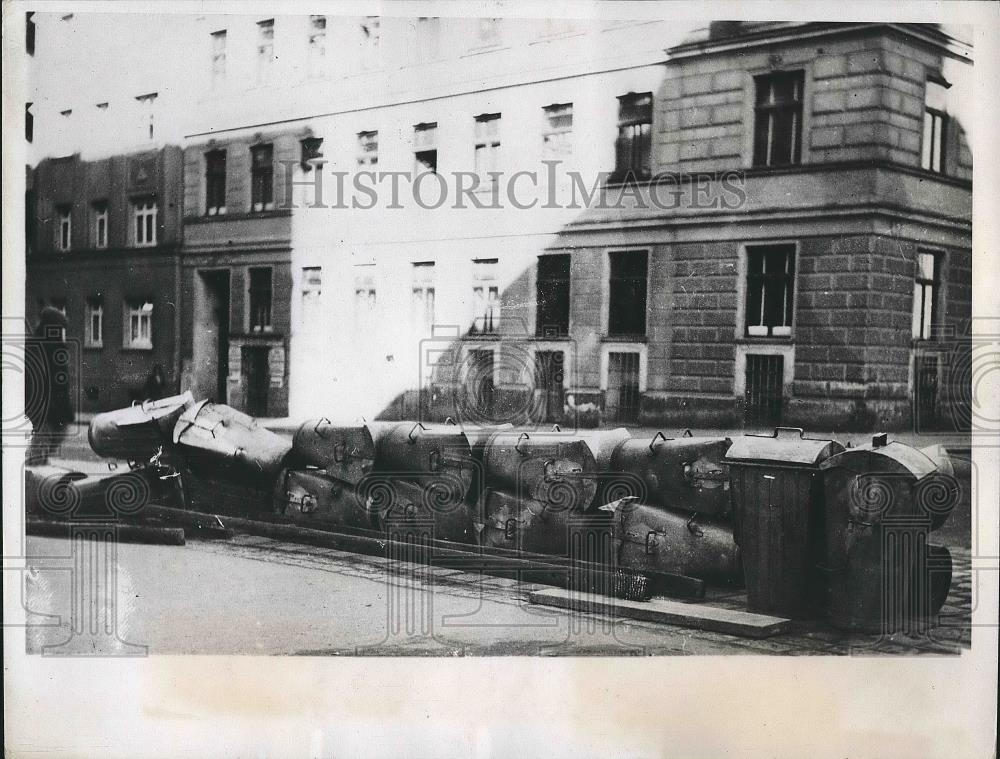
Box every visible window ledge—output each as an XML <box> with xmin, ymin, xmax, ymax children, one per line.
<box><xmin>736</xmin><ymin>335</ymin><xmax>795</xmax><ymax>345</ymax></box>
<box><xmin>602</xmin><ymin>335</ymin><xmax>648</xmax><ymax>343</ymax></box>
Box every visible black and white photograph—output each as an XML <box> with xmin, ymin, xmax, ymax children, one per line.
<box><xmin>3</xmin><ymin>2</ymin><xmax>998</xmax><ymax>757</ymax></box>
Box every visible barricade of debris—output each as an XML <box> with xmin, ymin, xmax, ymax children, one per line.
<box><xmin>24</xmin><ymin>393</ymin><xmax>962</xmax><ymax>637</ymax></box>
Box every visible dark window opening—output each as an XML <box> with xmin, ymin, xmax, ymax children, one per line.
<box><xmin>912</xmin><ymin>251</ymin><xmax>941</xmax><ymax>340</ymax></box>
<box><xmin>614</xmin><ymin>93</ymin><xmax>652</xmax><ymax>180</ymax></box>
<box><xmin>205</xmin><ymin>149</ymin><xmax>227</xmax><ymax>215</ymax></box>
<box><xmin>250</xmin><ymin>144</ymin><xmax>274</xmax><ymax>212</ymax></box>
<box><xmin>300</xmin><ymin>137</ymin><xmax>324</xmax><ymax>169</ymax></box>
<box><xmin>745</xmin><ymin>244</ymin><xmax>796</xmax><ymax>337</ymax></box>
<box><xmin>753</xmin><ymin>71</ymin><xmax>804</xmax><ymax>167</ymax></box>
<box><xmin>25</xmin><ymin>102</ymin><xmax>33</xmax><ymax>142</ymax></box>
<box><xmin>249</xmin><ymin>267</ymin><xmax>273</xmax><ymax>331</ymax></box>
<box><xmin>536</xmin><ymin>254</ymin><xmax>570</xmax><ymax>337</ymax></box>
<box><xmin>414</xmin><ymin>122</ymin><xmax>437</xmax><ymax>173</ymax></box>
<box><xmin>26</xmin><ymin>12</ymin><xmax>35</xmax><ymax>55</ymax></box>
<box><xmin>921</xmin><ymin>108</ymin><xmax>947</xmax><ymax>173</ymax></box>
<box><xmin>608</xmin><ymin>250</ymin><xmax>648</xmax><ymax>337</ymax></box>
<box><xmin>607</xmin><ymin>352</ymin><xmax>641</xmax><ymax>424</ymax></box>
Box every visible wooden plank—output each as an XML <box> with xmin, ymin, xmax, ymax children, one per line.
<box><xmin>528</xmin><ymin>587</ymin><xmax>791</xmax><ymax>639</ymax></box>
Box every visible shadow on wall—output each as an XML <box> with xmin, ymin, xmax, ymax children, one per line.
<box><xmin>370</xmin><ymin>29</ymin><xmax>973</xmax><ymax>434</ymax></box>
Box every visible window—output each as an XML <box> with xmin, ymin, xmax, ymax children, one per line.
<box><xmin>471</xmin><ymin>258</ymin><xmax>500</xmax><ymax>335</ymax></box>
<box><xmin>615</xmin><ymin>93</ymin><xmax>652</xmax><ymax>180</ymax></box>
<box><xmin>135</xmin><ymin>93</ymin><xmax>157</xmax><ymax>141</ymax></box>
<box><xmin>85</xmin><ymin>298</ymin><xmax>103</xmax><ymax>348</ymax></box>
<box><xmin>302</xmin><ymin>267</ymin><xmax>322</xmax><ymax>299</ymax></box>
<box><xmin>753</xmin><ymin>71</ymin><xmax>804</xmax><ymax>167</ymax></box>
<box><xmin>308</xmin><ymin>16</ymin><xmax>327</xmax><ymax>78</ymax></box>
<box><xmin>249</xmin><ymin>267</ymin><xmax>273</xmax><ymax>332</ymax></box>
<box><xmin>49</xmin><ymin>298</ymin><xmax>68</xmax><ymax>341</ymax></box>
<box><xmin>536</xmin><ymin>254</ymin><xmax>571</xmax><ymax>337</ymax></box>
<box><xmin>608</xmin><ymin>250</ymin><xmax>648</xmax><ymax>336</ymax></box>
<box><xmin>257</xmin><ymin>19</ymin><xmax>275</xmax><ymax>84</ymax></box>
<box><xmin>411</xmin><ymin>262</ymin><xmax>436</xmax><ymax>330</ymax></box>
<box><xmin>357</xmin><ymin>131</ymin><xmax>378</xmax><ymax>167</ymax></box>
<box><xmin>91</xmin><ymin>201</ymin><xmax>108</xmax><ymax>248</ymax></box>
<box><xmin>745</xmin><ymin>244</ymin><xmax>796</xmax><ymax>337</ymax></box>
<box><xmin>132</xmin><ymin>198</ymin><xmax>158</xmax><ymax>246</ymax></box>
<box><xmin>25</xmin><ymin>102</ymin><xmax>33</xmax><ymax>142</ymax></box>
<box><xmin>543</xmin><ymin>103</ymin><xmax>573</xmax><ymax>161</ymax></box>
<box><xmin>124</xmin><ymin>301</ymin><xmax>153</xmax><ymax>349</ymax></box>
<box><xmin>300</xmin><ymin>137</ymin><xmax>324</xmax><ymax>169</ymax></box>
<box><xmin>912</xmin><ymin>251</ymin><xmax>941</xmax><ymax>340</ymax></box>
<box><xmin>56</xmin><ymin>205</ymin><xmax>72</xmax><ymax>251</ymax></box>
<box><xmin>361</xmin><ymin>16</ymin><xmax>380</xmax><ymax>70</ymax></box>
<box><xmin>26</xmin><ymin>11</ymin><xmax>35</xmax><ymax>55</ymax></box>
<box><xmin>205</xmin><ymin>149</ymin><xmax>227</xmax><ymax>215</ymax></box>
<box><xmin>414</xmin><ymin>122</ymin><xmax>438</xmax><ymax>173</ymax></box>
<box><xmin>922</xmin><ymin>80</ymin><xmax>949</xmax><ymax>173</ymax></box>
<box><xmin>354</xmin><ymin>266</ymin><xmax>377</xmax><ymax>327</ymax></box>
<box><xmin>416</xmin><ymin>17</ymin><xmax>441</xmax><ymax>62</ymax></box>
<box><xmin>475</xmin><ymin>114</ymin><xmax>501</xmax><ymax>184</ymax></box>
<box><xmin>475</xmin><ymin>18</ymin><xmax>502</xmax><ymax>48</ymax></box>
<box><xmin>301</xmin><ymin>267</ymin><xmax>322</xmax><ymax>327</ymax></box>
<box><xmin>250</xmin><ymin>144</ymin><xmax>274</xmax><ymax>211</ymax></box>
<box><xmin>211</xmin><ymin>30</ymin><xmax>227</xmax><ymax>85</ymax></box>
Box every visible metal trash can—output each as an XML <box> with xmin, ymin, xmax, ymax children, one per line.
<box><xmin>274</xmin><ymin>468</ymin><xmax>375</xmax><ymax>530</ymax></box>
<box><xmin>600</xmin><ymin>497</ymin><xmax>741</xmax><ymax>582</ymax></box>
<box><xmin>819</xmin><ymin>434</ymin><xmax>950</xmax><ymax>632</ymax></box>
<box><xmin>610</xmin><ymin>431</ymin><xmax>732</xmax><ymax>516</ymax></box>
<box><xmin>726</xmin><ymin>427</ymin><xmax>844</xmax><ymax>617</ymax></box>
<box><xmin>292</xmin><ymin>420</ymin><xmax>376</xmax><ymax>485</ymax></box>
<box><xmin>88</xmin><ymin>391</ymin><xmax>194</xmax><ymax>461</ymax></box>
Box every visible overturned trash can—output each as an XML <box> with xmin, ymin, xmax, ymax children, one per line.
<box><xmin>819</xmin><ymin>434</ymin><xmax>954</xmax><ymax>633</ymax></box>
<box><xmin>88</xmin><ymin>391</ymin><xmax>194</xmax><ymax>461</ymax></box>
<box><xmin>171</xmin><ymin>400</ymin><xmax>293</xmax><ymax>515</ymax></box>
<box><xmin>726</xmin><ymin>427</ymin><xmax>844</xmax><ymax>617</ymax></box>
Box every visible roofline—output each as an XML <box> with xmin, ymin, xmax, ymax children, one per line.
<box><xmin>666</xmin><ymin>22</ymin><xmax>972</xmax><ymax>64</ymax></box>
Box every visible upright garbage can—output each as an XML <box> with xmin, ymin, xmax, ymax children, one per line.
<box><xmin>819</xmin><ymin>434</ymin><xmax>951</xmax><ymax>632</ymax></box>
<box><xmin>726</xmin><ymin>427</ymin><xmax>844</xmax><ymax>617</ymax></box>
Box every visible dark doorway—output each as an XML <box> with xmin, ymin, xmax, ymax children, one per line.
<box><xmin>243</xmin><ymin>346</ymin><xmax>269</xmax><ymax>417</ymax></box>
<box><xmin>744</xmin><ymin>354</ymin><xmax>784</xmax><ymax>428</ymax></box>
<box><xmin>914</xmin><ymin>353</ymin><xmax>940</xmax><ymax>429</ymax></box>
<box><xmin>606</xmin><ymin>352</ymin><xmax>640</xmax><ymax>423</ymax></box>
<box><xmin>535</xmin><ymin>350</ymin><xmax>565</xmax><ymax>423</ymax></box>
<box><xmin>196</xmin><ymin>270</ymin><xmax>231</xmax><ymax>403</ymax></box>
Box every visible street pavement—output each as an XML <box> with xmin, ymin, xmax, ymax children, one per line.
<box><xmin>20</xmin><ymin>533</ymin><xmax>971</xmax><ymax>656</ymax></box>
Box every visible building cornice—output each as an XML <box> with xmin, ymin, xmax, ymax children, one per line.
<box><xmin>666</xmin><ymin>23</ymin><xmax>972</xmax><ymax>65</ymax></box>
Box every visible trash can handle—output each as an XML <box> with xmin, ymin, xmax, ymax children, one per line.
<box><xmin>649</xmin><ymin>431</ymin><xmax>666</xmax><ymax>453</ymax></box>
<box><xmin>408</xmin><ymin>422</ymin><xmax>426</xmax><ymax>443</ymax></box>
<box><xmin>682</xmin><ymin>429</ymin><xmax>693</xmax><ymax>438</ymax></box>
<box><xmin>444</xmin><ymin>416</ymin><xmax>457</xmax><ymax>425</ymax></box>
<box><xmin>773</xmin><ymin>427</ymin><xmax>805</xmax><ymax>438</ymax></box>
<box><xmin>504</xmin><ymin>518</ymin><xmax>518</xmax><ymax>541</ymax></box>
<box><xmin>551</xmin><ymin>423</ymin><xmax>561</xmax><ymax>432</ymax></box>
<box><xmin>313</xmin><ymin>417</ymin><xmax>331</xmax><ymax>438</ymax></box>
<box><xmin>515</xmin><ymin>432</ymin><xmax>530</xmax><ymax>455</ymax></box>
<box><xmin>686</xmin><ymin>514</ymin><xmax>704</xmax><ymax>537</ymax></box>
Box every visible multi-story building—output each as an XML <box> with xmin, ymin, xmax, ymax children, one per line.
<box><xmin>22</xmin><ymin>15</ymin><xmax>973</xmax><ymax>430</ymax></box>
<box><xmin>522</xmin><ymin>21</ymin><xmax>974</xmax><ymax>430</ymax></box>
<box><xmin>276</xmin><ymin>19</ymin><xmax>972</xmax><ymax>431</ymax></box>
<box><xmin>25</xmin><ymin>146</ymin><xmax>185</xmax><ymax>412</ymax></box>
<box><xmin>179</xmin><ymin>131</ymin><xmax>299</xmax><ymax>416</ymax></box>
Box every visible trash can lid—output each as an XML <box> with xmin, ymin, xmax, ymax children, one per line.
<box><xmin>822</xmin><ymin>433</ymin><xmax>938</xmax><ymax>480</ymax></box>
<box><xmin>819</xmin><ymin>434</ymin><xmax>938</xmax><ymax>480</ymax></box>
<box><xmin>725</xmin><ymin>427</ymin><xmax>845</xmax><ymax>467</ymax></box>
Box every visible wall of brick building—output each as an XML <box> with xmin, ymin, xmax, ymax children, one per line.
<box><xmin>656</xmin><ymin>27</ymin><xmax>972</xmax><ymax>181</ymax></box>
<box><xmin>26</xmin><ymin>254</ymin><xmax>180</xmax><ymax>413</ymax></box>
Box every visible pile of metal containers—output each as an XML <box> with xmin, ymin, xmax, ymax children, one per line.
<box><xmin>83</xmin><ymin>396</ymin><xmax>961</xmax><ymax>631</ymax></box>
